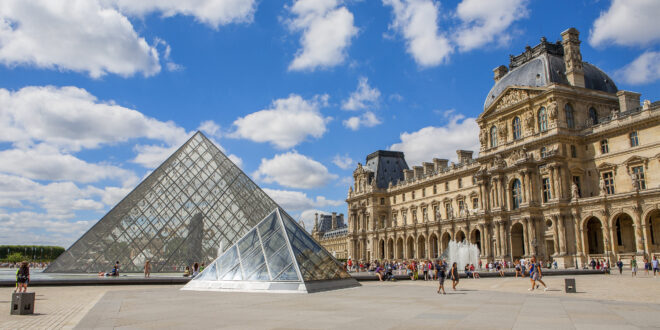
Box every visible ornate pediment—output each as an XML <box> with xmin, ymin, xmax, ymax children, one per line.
<box><xmin>622</xmin><ymin>155</ymin><xmax>648</xmax><ymax>168</ymax></box>
<box><xmin>487</xmin><ymin>87</ymin><xmax>543</xmax><ymax>115</ymax></box>
<box><xmin>596</xmin><ymin>162</ymin><xmax>617</xmax><ymax>173</ymax></box>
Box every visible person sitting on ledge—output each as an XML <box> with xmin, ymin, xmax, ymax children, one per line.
<box><xmin>183</xmin><ymin>266</ymin><xmax>191</xmax><ymax>277</ymax></box>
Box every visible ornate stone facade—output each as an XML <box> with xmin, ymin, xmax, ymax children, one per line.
<box><xmin>345</xmin><ymin>28</ymin><xmax>660</xmax><ymax>268</ymax></box>
<box><xmin>312</xmin><ymin>212</ymin><xmax>349</xmax><ymax>259</ymax></box>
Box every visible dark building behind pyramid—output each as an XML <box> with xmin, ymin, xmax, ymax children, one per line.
<box><xmin>45</xmin><ymin>132</ymin><xmax>279</xmax><ymax>273</ymax></box>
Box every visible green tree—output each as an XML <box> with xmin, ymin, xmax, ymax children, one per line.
<box><xmin>7</xmin><ymin>252</ymin><xmax>25</xmax><ymax>264</ymax></box>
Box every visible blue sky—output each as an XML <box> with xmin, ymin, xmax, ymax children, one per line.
<box><xmin>0</xmin><ymin>0</ymin><xmax>658</xmax><ymax>247</ymax></box>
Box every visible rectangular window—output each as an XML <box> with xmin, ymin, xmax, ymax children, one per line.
<box><xmin>458</xmin><ymin>178</ymin><xmax>463</xmax><ymax>188</ymax></box>
<box><xmin>412</xmin><ymin>191</ymin><xmax>415</xmax><ymax>199</ymax></box>
<box><xmin>571</xmin><ymin>145</ymin><xmax>577</xmax><ymax>158</ymax></box>
<box><xmin>402</xmin><ymin>193</ymin><xmax>406</xmax><ymax>202</ymax></box>
<box><xmin>458</xmin><ymin>200</ymin><xmax>465</xmax><ymax>214</ymax></box>
<box><xmin>433</xmin><ymin>206</ymin><xmax>438</xmax><ymax>221</ymax></box>
<box><xmin>472</xmin><ymin>198</ymin><xmax>478</xmax><ymax>210</ymax></box>
<box><xmin>630</xmin><ymin>131</ymin><xmax>639</xmax><ymax>147</ymax></box>
<box><xmin>423</xmin><ymin>208</ymin><xmax>428</xmax><ymax>221</ymax></box>
<box><xmin>433</xmin><ymin>184</ymin><xmax>437</xmax><ymax>194</ymax></box>
<box><xmin>572</xmin><ymin>176</ymin><xmax>581</xmax><ymax>198</ymax></box>
<box><xmin>380</xmin><ymin>197</ymin><xmax>385</xmax><ymax>205</ymax></box>
<box><xmin>632</xmin><ymin>166</ymin><xmax>646</xmax><ymax>190</ymax></box>
<box><xmin>603</xmin><ymin>172</ymin><xmax>615</xmax><ymax>195</ymax></box>
<box><xmin>600</xmin><ymin>139</ymin><xmax>609</xmax><ymax>154</ymax></box>
<box><xmin>445</xmin><ymin>203</ymin><xmax>451</xmax><ymax>219</ymax></box>
<box><xmin>422</xmin><ymin>188</ymin><xmax>426</xmax><ymax>197</ymax></box>
<box><xmin>445</xmin><ymin>182</ymin><xmax>449</xmax><ymax>191</ymax></box>
<box><xmin>542</xmin><ymin>178</ymin><xmax>552</xmax><ymax>203</ymax></box>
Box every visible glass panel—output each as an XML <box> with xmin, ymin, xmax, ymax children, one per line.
<box><xmin>216</xmin><ymin>246</ymin><xmax>239</xmax><ymax>278</ymax></box>
<box><xmin>237</xmin><ymin>230</ymin><xmax>259</xmax><ymax>256</ymax></box>
<box><xmin>194</xmin><ymin>262</ymin><xmax>217</xmax><ymax>281</ymax></box>
<box><xmin>220</xmin><ymin>264</ymin><xmax>243</xmax><ymax>281</ymax></box>
<box><xmin>246</xmin><ymin>263</ymin><xmax>270</xmax><ymax>281</ymax></box>
<box><xmin>274</xmin><ymin>264</ymin><xmax>299</xmax><ymax>281</ymax></box>
<box><xmin>265</xmin><ymin>245</ymin><xmax>294</xmax><ymax>279</ymax></box>
<box><xmin>240</xmin><ymin>247</ymin><xmax>265</xmax><ymax>278</ymax></box>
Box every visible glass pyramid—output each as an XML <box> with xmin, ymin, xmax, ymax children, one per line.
<box><xmin>45</xmin><ymin>132</ymin><xmax>278</xmax><ymax>273</ymax></box>
<box><xmin>182</xmin><ymin>208</ymin><xmax>359</xmax><ymax>293</ymax></box>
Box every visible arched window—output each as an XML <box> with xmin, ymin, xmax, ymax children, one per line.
<box><xmin>565</xmin><ymin>103</ymin><xmax>575</xmax><ymax>128</ymax></box>
<box><xmin>589</xmin><ymin>107</ymin><xmax>598</xmax><ymax>125</ymax></box>
<box><xmin>512</xmin><ymin>117</ymin><xmax>521</xmax><ymax>140</ymax></box>
<box><xmin>490</xmin><ymin>125</ymin><xmax>498</xmax><ymax>148</ymax></box>
<box><xmin>538</xmin><ymin>107</ymin><xmax>548</xmax><ymax>132</ymax></box>
<box><xmin>511</xmin><ymin>179</ymin><xmax>522</xmax><ymax>209</ymax></box>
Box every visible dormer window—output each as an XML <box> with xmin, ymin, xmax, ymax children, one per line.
<box><xmin>589</xmin><ymin>107</ymin><xmax>598</xmax><ymax>125</ymax></box>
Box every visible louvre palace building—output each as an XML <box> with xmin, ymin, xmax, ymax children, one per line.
<box><xmin>344</xmin><ymin>28</ymin><xmax>660</xmax><ymax>268</ymax></box>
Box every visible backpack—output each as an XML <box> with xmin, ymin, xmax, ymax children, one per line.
<box><xmin>17</xmin><ymin>268</ymin><xmax>28</xmax><ymax>281</ymax></box>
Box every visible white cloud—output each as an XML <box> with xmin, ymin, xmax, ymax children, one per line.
<box><xmin>383</xmin><ymin>0</ymin><xmax>453</xmax><ymax>67</ymax></box>
<box><xmin>454</xmin><ymin>0</ymin><xmax>529</xmax><ymax>51</ymax></box>
<box><xmin>343</xmin><ymin>111</ymin><xmax>382</xmax><ymax>130</ymax></box>
<box><xmin>389</xmin><ymin>113</ymin><xmax>479</xmax><ymax>166</ymax></box>
<box><xmin>590</xmin><ymin>0</ymin><xmax>660</xmax><ymax>47</ymax></box>
<box><xmin>263</xmin><ymin>188</ymin><xmax>343</xmax><ymax>211</ymax></box>
<box><xmin>198</xmin><ymin>120</ymin><xmax>222</xmax><ymax>139</ymax></box>
<box><xmin>231</xmin><ymin>94</ymin><xmax>330</xmax><ymax>149</ymax></box>
<box><xmin>0</xmin><ymin>0</ymin><xmax>160</xmax><ymax>78</ymax></box>
<box><xmin>342</xmin><ymin>77</ymin><xmax>381</xmax><ymax>111</ymax></box>
<box><xmin>254</xmin><ymin>151</ymin><xmax>338</xmax><ymax>189</ymax></box>
<box><xmin>615</xmin><ymin>51</ymin><xmax>660</xmax><ymax>85</ymax></box>
<box><xmin>287</xmin><ymin>0</ymin><xmax>358</xmax><ymax>71</ymax></box>
<box><xmin>332</xmin><ymin>154</ymin><xmax>354</xmax><ymax>170</ymax></box>
<box><xmin>0</xmin><ymin>144</ymin><xmax>136</xmax><ymax>184</ymax></box>
<box><xmin>0</xmin><ymin>86</ymin><xmax>187</xmax><ymax>151</ymax></box>
<box><xmin>110</xmin><ymin>0</ymin><xmax>257</xmax><ymax>28</ymax></box>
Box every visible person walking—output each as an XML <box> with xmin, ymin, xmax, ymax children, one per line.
<box><xmin>617</xmin><ymin>259</ymin><xmax>624</xmax><ymax>274</ymax></box>
<box><xmin>450</xmin><ymin>262</ymin><xmax>459</xmax><ymax>291</ymax></box>
<box><xmin>15</xmin><ymin>261</ymin><xmax>29</xmax><ymax>293</ymax></box>
<box><xmin>144</xmin><ymin>260</ymin><xmax>151</xmax><ymax>278</ymax></box>
<box><xmin>192</xmin><ymin>262</ymin><xmax>200</xmax><ymax>277</ymax></box>
<box><xmin>437</xmin><ymin>261</ymin><xmax>447</xmax><ymax>295</ymax></box>
<box><xmin>631</xmin><ymin>258</ymin><xmax>638</xmax><ymax>277</ymax></box>
<box><xmin>653</xmin><ymin>256</ymin><xmax>659</xmax><ymax>278</ymax></box>
<box><xmin>528</xmin><ymin>257</ymin><xmax>548</xmax><ymax>292</ymax></box>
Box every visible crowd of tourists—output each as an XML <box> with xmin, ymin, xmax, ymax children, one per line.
<box><xmin>2</xmin><ymin>261</ymin><xmax>49</xmax><ymax>269</ymax></box>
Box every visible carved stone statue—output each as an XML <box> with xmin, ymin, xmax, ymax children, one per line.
<box><xmin>479</xmin><ymin>129</ymin><xmax>488</xmax><ymax>146</ymax></box>
<box><xmin>548</xmin><ymin>101</ymin><xmax>558</xmax><ymax>120</ymax></box>
<box><xmin>631</xmin><ymin>172</ymin><xmax>639</xmax><ymax>191</ymax></box>
<box><xmin>571</xmin><ymin>182</ymin><xmax>579</xmax><ymax>200</ymax></box>
<box><xmin>524</xmin><ymin>111</ymin><xmax>534</xmax><ymax>129</ymax></box>
<box><xmin>599</xmin><ymin>177</ymin><xmax>607</xmax><ymax>196</ymax></box>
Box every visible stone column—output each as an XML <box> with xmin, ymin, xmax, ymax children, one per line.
<box><xmin>523</xmin><ymin>218</ymin><xmax>530</xmax><ymax>256</ymax></box>
<box><xmin>500</xmin><ymin>178</ymin><xmax>507</xmax><ymax>209</ymax></box>
<box><xmin>479</xmin><ymin>224</ymin><xmax>485</xmax><ymax>257</ymax></box>
<box><xmin>633</xmin><ymin>208</ymin><xmax>645</xmax><ymax>253</ymax></box>
<box><xmin>557</xmin><ymin>166</ymin><xmax>565</xmax><ymax>199</ymax></box>
<box><xmin>494</xmin><ymin>222</ymin><xmax>501</xmax><ymax>257</ymax></box>
<box><xmin>549</xmin><ymin>165</ymin><xmax>557</xmax><ymax>200</ymax></box>
<box><xmin>557</xmin><ymin>215</ymin><xmax>567</xmax><ymax>255</ymax></box>
<box><xmin>530</xmin><ymin>218</ymin><xmax>537</xmax><ymax>256</ymax></box>
<box><xmin>552</xmin><ymin>216</ymin><xmax>559</xmax><ymax>255</ymax></box>
<box><xmin>499</xmin><ymin>221</ymin><xmax>506</xmax><ymax>257</ymax></box>
<box><xmin>521</xmin><ymin>171</ymin><xmax>528</xmax><ymax>203</ymax></box>
<box><xmin>573</xmin><ymin>215</ymin><xmax>582</xmax><ymax>255</ymax></box>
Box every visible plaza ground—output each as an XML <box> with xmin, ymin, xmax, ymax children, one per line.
<box><xmin>2</xmin><ymin>273</ymin><xmax>660</xmax><ymax>329</ymax></box>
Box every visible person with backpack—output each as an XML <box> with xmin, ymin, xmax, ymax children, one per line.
<box><xmin>15</xmin><ymin>261</ymin><xmax>29</xmax><ymax>293</ymax></box>
<box><xmin>528</xmin><ymin>257</ymin><xmax>548</xmax><ymax>292</ymax></box>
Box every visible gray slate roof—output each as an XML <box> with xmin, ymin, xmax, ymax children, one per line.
<box><xmin>364</xmin><ymin>150</ymin><xmax>409</xmax><ymax>189</ymax></box>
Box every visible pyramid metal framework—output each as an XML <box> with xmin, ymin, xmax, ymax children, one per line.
<box><xmin>183</xmin><ymin>208</ymin><xmax>359</xmax><ymax>293</ymax></box>
<box><xmin>45</xmin><ymin>132</ymin><xmax>278</xmax><ymax>273</ymax></box>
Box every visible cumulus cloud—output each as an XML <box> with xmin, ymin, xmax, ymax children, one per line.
<box><xmin>332</xmin><ymin>154</ymin><xmax>354</xmax><ymax>170</ymax></box>
<box><xmin>263</xmin><ymin>188</ymin><xmax>343</xmax><ymax>211</ymax></box>
<box><xmin>389</xmin><ymin>113</ymin><xmax>479</xmax><ymax>166</ymax></box>
<box><xmin>110</xmin><ymin>0</ymin><xmax>257</xmax><ymax>28</ymax></box>
<box><xmin>287</xmin><ymin>0</ymin><xmax>358</xmax><ymax>71</ymax></box>
<box><xmin>254</xmin><ymin>151</ymin><xmax>338</xmax><ymax>189</ymax></box>
<box><xmin>590</xmin><ymin>0</ymin><xmax>660</xmax><ymax>47</ymax></box>
<box><xmin>382</xmin><ymin>0</ymin><xmax>453</xmax><ymax>67</ymax></box>
<box><xmin>0</xmin><ymin>0</ymin><xmax>160</xmax><ymax>78</ymax></box>
<box><xmin>454</xmin><ymin>0</ymin><xmax>529</xmax><ymax>51</ymax></box>
<box><xmin>231</xmin><ymin>94</ymin><xmax>330</xmax><ymax>149</ymax></box>
<box><xmin>343</xmin><ymin>111</ymin><xmax>382</xmax><ymax>130</ymax></box>
<box><xmin>342</xmin><ymin>77</ymin><xmax>381</xmax><ymax>111</ymax></box>
<box><xmin>615</xmin><ymin>51</ymin><xmax>660</xmax><ymax>85</ymax></box>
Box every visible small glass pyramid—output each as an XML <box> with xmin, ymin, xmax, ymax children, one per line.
<box><xmin>182</xmin><ymin>208</ymin><xmax>359</xmax><ymax>293</ymax></box>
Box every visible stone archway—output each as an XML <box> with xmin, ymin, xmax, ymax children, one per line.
<box><xmin>613</xmin><ymin>213</ymin><xmax>636</xmax><ymax>254</ymax></box>
<box><xmin>379</xmin><ymin>239</ymin><xmax>386</xmax><ymax>259</ymax></box>
<box><xmin>429</xmin><ymin>234</ymin><xmax>439</xmax><ymax>258</ymax></box>
<box><xmin>396</xmin><ymin>238</ymin><xmax>404</xmax><ymax>260</ymax></box>
<box><xmin>455</xmin><ymin>230</ymin><xmax>466</xmax><ymax>243</ymax></box>
<box><xmin>441</xmin><ymin>232</ymin><xmax>451</xmax><ymax>252</ymax></box>
<box><xmin>511</xmin><ymin>222</ymin><xmax>525</xmax><ymax>259</ymax></box>
<box><xmin>387</xmin><ymin>238</ymin><xmax>394</xmax><ymax>259</ymax></box>
<box><xmin>585</xmin><ymin>217</ymin><xmax>604</xmax><ymax>254</ymax></box>
<box><xmin>647</xmin><ymin>210</ymin><xmax>660</xmax><ymax>249</ymax></box>
<box><xmin>406</xmin><ymin>236</ymin><xmax>415</xmax><ymax>259</ymax></box>
<box><xmin>417</xmin><ymin>235</ymin><xmax>427</xmax><ymax>259</ymax></box>
<box><xmin>470</xmin><ymin>229</ymin><xmax>481</xmax><ymax>252</ymax></box>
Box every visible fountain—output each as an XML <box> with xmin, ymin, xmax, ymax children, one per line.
<box><xmin>440</xmin><ymin>240</ymin><xmax>480</xmax><ymax>271</ymax></box>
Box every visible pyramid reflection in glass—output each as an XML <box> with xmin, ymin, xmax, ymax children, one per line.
<box><xmin>182</xmin><ymin>208</ymin><xmax>359</xmax><ymax>293</ymax></box>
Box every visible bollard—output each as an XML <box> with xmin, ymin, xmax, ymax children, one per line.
<box><xmin>11</xmin><ymin>292</ymin><xmax>35</xmax><ymax>315</ymax></box>
<box><xmin>564</xmin><ymin>278</ymin><xmax>576</xmax><ymax>293</ymax></box>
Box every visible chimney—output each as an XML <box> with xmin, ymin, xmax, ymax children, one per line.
<box><xmin>616</xmin><ymin>90</ymin><xmax>641</xmax><ymax>112</ymax></box>
<box><xmin>561</xmin><ymin>27</ymin><xmax>585</xmax><ymax>88</ymax></box>
<box><xmin>433</xmin><ymin>158</ymin><xmax>449</xmax><ymax>171</ymax></box>
<box><xmin>493</xmin><ymin>65</ymin><xmax>508</xmax><ymax>82</ymax></box>
<box><xmin>331</xmin><ymin>212</ymin><xmax>337</xmax><ymax>230</ymax></box>
<box><xmin>413</xmin><ymin>166</ymin><xmax>424</xmax><ymax>179</ymax></box>
<box><xmin>403</xmin><ymin>169</ymin><xmax>414</xmax><ymax>181</ymax></box>
<box><xmin>339</xmin><ymin>213</ymin><xmax>344</xmax><ymax>227</ymax></box>
<box><xmin>314</xmin><ymin>213</ymin><xmax>319</xmax><ymax>231</ymax></box>
<box><xmin>422</xmin><ymin>162</ymin><xmax>435</xmax><ymax>175</ymax></box>
<box><xmin>456</xmin><ymin>150</ymin><xmax>473</xmax><ymax>164</ymax></box>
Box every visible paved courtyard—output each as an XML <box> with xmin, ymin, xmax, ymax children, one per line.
<box><xmin>2</xmin><ymin>273</ymin><xmax>660</xmax><ymax>329</ymax></box>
